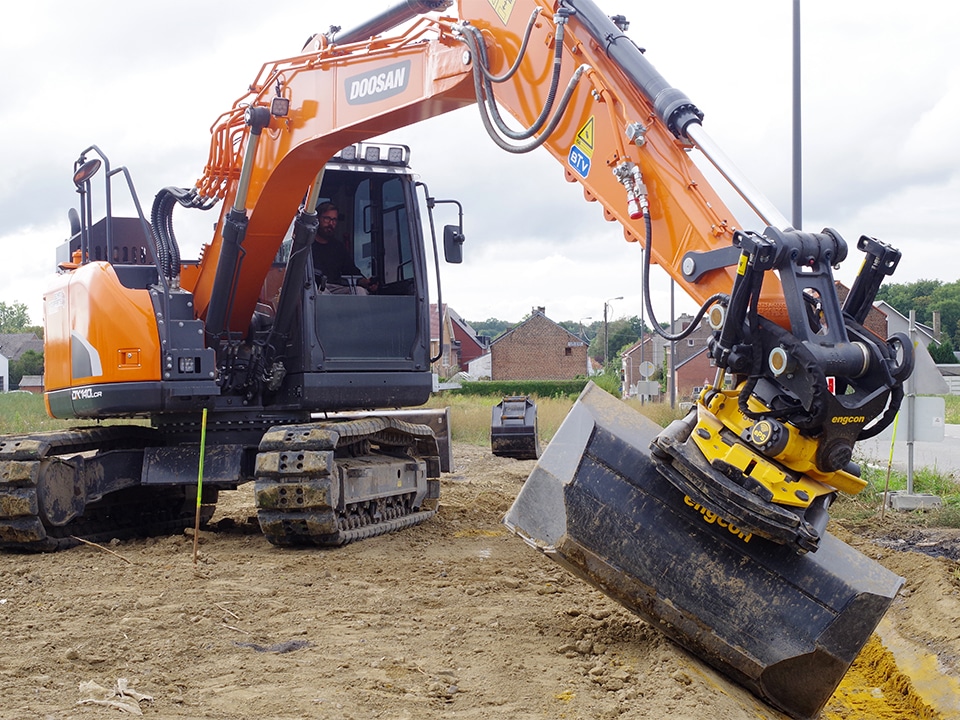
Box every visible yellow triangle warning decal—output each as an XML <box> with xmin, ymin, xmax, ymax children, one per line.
<box><xmin>486</xmin><ymin>0</ymin><xmax>515</xmax><ymax>24</ymax></box>
<box><xmin>575</xmin><ymin>117</ymin><xmax>595</xmax><ymax>157</ymax></box>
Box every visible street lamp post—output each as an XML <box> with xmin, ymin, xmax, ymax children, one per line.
<box><xmin>603</xmin><ymin>296</ymin><xmax>623</xmax><ymax>368</ymax></box>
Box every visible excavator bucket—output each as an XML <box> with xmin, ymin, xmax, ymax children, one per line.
<box><xmin>503</xmin><ymin>383</ymin><xmax>903</xmax><ymax>720</ymax></box>
<box><xmin>491</xmin><ymin>396</ymin><xmax>541</xmax><ymax>460</ymax></box>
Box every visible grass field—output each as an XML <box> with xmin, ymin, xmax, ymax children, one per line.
<box><xmin>944</xmin><ymin>394</ymin><xmax>960</xmax><ymax>424</ymax></box>
<box><xmin>0</xmin><ymin>392</ymin><xmax>79</xmax><ymax>434</ymax></box>
<box><xmin>2</xmin><ymin>390</ymin><xmax>957</xmax><ymax>526</ymax></box>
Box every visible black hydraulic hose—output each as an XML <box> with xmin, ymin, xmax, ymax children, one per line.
<box><xmin>462</xmin><ymin>18</ymin><xmax>563</xmax><ymax>141</ymax></box>
<box><xmin>162</xmin><ymin>195</ymin><xmax>181</xmax><ymax>276</ymax></box>
<box><xmin>474</xmin><ymin>8</ymin><xmax>541</xmax><ymax>84</ymax></box>
<box><xmin>149</xmin><ymin>196</ymin><xmax>168</xmax><ymax>274</ymax></box>
<box><xmin>150</xmin><ymin>188</ymin><xmax>180</xmax><ymax>280</ymax></box>
<box><xmin>463</xmin><ymin>26</ymin><xmax>587</xmax><ymax>154</ymax></box>
<box><xmin>151</xmin><ymin>187</ymin><xmax>210</xmax><ymax>282</ymax></box>
<box><xmin>639</xmin><ymin>208</ymin><xmax>726</xmax><ymax>342</ymax></box>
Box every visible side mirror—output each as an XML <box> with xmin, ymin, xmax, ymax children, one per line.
<box><xmin>443</xmin><ymin>224</ymin><xmax>464</xmax><ymax>264</ymax></box>
<box><xmin>73</xmin><ymin>158</ymin><xmax>102</xmax><ymax>187</ymax></box>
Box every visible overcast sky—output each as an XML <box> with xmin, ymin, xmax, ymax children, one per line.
<box><xmin>2</xmin><ymin>1</ymin><xmax>957</xmax><ymax>330</ymax></box>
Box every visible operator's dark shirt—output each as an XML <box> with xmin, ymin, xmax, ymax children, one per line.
<box><xmin>312</xmin><ymin>238</ymin><xmax>361</xmax><ymax>286</ymax></box>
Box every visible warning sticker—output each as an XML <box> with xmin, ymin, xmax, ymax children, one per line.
<box><xmin>574</xmin><ymin>117</ymin><xmax>595</xmax><ymax>157</ymax></box>
<box><xmin>568</xmin><ymin>116</ymin><xmax>595</xmax><ymax>178</ymax></box>
<box><xmin>486</xmin><ymin>0</ymin><xmax>515</xmax><ymax>24</ymax></box>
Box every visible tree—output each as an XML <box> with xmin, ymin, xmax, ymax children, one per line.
<box><xmin>10</xmin><ymin>349</ymin><xmax>43</xmax><ymax>389</ymax></box>
<box><xmin>467</xmin><ymin>317</ymin><xmax>513</xmax><ymax>341</ymax></box>
<box><xmin>928</xmin><ymin>338</ymin><xmax>958</xmax><ymax>364</ymax></box>
<box><xmin>929</xmin><ymin>293</ymin><xmax>960</xmax><ymax>347</ymax></box>
<box><xmin>586</xmin><ymin>316</ymin><xmax>645</xmax><ymax>367</ymax></box>
<box><xmin>0</xmin><ymin>301</ymin><xmax>31</xmax><ymax>333</ymax></box>
<box><xmin>558</xmin><ymin>319</ymin><xmax>597</xmax><ymax>342</ymax></box>
<box><xmin>876</xmin><ymin>278</ymin><xmax>960</xmax><ymax>346</ymax></box>
<box><xmin>876</xmin><ymin>278</ymin><xmax>942</xmax><ymax>321</ymax></box>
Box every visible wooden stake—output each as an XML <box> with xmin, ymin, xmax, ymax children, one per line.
<box><xmin>70</xmin><ymin>536</ymin><xmax>133</xmax><ymax>564</ymax></box>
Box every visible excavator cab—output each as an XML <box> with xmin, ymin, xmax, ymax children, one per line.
<box><xmin>265</xmin><ymin>143</ymin><xmax>439</xmax><ymax>412</ymax></box>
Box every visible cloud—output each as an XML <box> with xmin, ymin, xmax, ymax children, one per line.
<box><xmin>2</xmin><ymin>0</ymin><xmax>958</xmax><ymax>331</ymax></box>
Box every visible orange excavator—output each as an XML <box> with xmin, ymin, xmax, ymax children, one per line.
<box><xmin>0</xmin><ymin>1</ymin><xmax>911</xmax><ymax>717</ymax></box>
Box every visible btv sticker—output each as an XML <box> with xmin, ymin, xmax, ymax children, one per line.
<box><xmin>568</xmin><ymin>116</ymin><xmax>595</xmax><ymax>178</ymax></box>
<box><xmin>345</xmin><ymin>60</ymin><xmax>411</xmax><ymax>105</ymax></box>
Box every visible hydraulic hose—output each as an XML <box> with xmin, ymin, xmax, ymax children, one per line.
<box><xmin>150</xmin><ymin>189</ymin><xmax>178</xmax><ymax>281</ymax></box>
<box><xmin>151</xmin><ymin>187</ymin><xmax>212</xmax><ymax>283</ymax></box>
<box><xmin>461</xmin><ymin>11</ymin><xmax>562</xmax><ymax>141</ymax></box>
<box><xmin>460</xmin><ymin>23</ymin><xmax>587</xmax><ymax>154</ymax></box>
<box><xmin>474</xmin><ymin>8</ymin><xmax>541</xmax><ymax>84</ymax></box>
<box><xmin>639</xmin><ymin>207</ymin><xmax>726</xmax><ymax>342</ymax></box>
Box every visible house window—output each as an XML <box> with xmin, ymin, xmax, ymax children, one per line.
<box><xmin>564</xmin><ymin>347</ymin><xmax>572</xmax><ymax>356</ymax></box>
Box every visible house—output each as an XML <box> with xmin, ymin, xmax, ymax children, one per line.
<box><xmin>873</xmin><ymin>301</ymin><xmax>948</xmax><ymax>395</ymax></box>
<box><xmin>674</xmin><ymin>347</ymin><xmax>714</xmax><ymax>401</ymax></box>
<box><xmin>429</xmin><ymin>303</ymin><xmax>457</xmax><ymax>376</ymax></box>
<box><xmin>18</xmin><ymin>375</ymin><xmax>44</xmax><ymax>394</ymax></box>
<box><xmin>622</xmin><ymin>313</ymin><xmax>713</xmax><ymax>399</ymax></box>
<box><xmin>872</xmin><ymin>300</ymin><xmax>933</xmax><ymax>345</ymax></box>
<box><xmin>430</xmin><ymin>304</ymin><xmax>489</xmax><ymax>377</ymax></box>
<box><xmin>467</xmin><ymin>353</ymin><xmax>492</xmax><ymax>380</ymax></box>
<box><xmin>449</xmin><ymin>307</ymin><xmax>488</xmax><ymax>367</ymax></box>
<box><xmin>491</xmin><ymin>308</ymin><xmax>588</xmax><ymax>380</ymax></box>
<box><xmin>0</xmin><ymin>333</ymin><xmax>44</xmax><ymax>393</ymax></box>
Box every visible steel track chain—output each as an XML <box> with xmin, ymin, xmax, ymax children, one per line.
<box><xmin>254</xmin><ymin>418</ymin><xmax>440</xmax><ymax>547</ymax></box>
<box><xmin>0</xmin><ymin>426</ymin><xmax>202</xmax><ymax>551</ymax></box>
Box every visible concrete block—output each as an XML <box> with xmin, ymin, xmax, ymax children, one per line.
<box><xmin>886</xmin><ymin>491</ymin><xmax>943</xmax><ymax>512</ymax></box>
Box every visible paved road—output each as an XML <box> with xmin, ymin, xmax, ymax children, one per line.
<box><xmin>857</xmin><ymin>424</ymin><xmax>960</xmax><ymax>476</ymax></box>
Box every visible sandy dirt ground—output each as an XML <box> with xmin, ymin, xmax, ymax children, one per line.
<box><xmin>0</xmin><ymin>442</ymin><xmax>958</xmax><ymax>720</ymax></box>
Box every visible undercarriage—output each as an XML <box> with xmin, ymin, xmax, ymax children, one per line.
<box><xmin>0</xmin><ymin>417</ymin><xmax>440</xmax><ymax>552</ymax></box>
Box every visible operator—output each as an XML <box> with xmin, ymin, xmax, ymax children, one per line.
<box><xmin>312</xmin><ymin>202</ymin><xmax>376</xmax><ymax>294</ymax></box>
